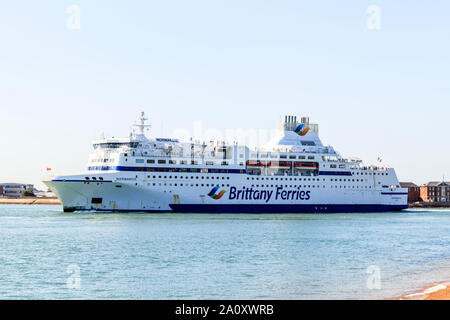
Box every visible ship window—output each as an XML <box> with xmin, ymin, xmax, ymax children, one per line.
<box><xmin>330</xmin><ymin>164</ymin><xmax>337</xmax><ymax>168</ymax></box>
<box><xmin>147</xmin><ymin>159</ymin><xmax>155</xmax><ymax>164</ymax></box>
<box><xmin>308</xmin><ymin>156</ymin><xmax>314</xmax><ymax>160</ymax></box>
<box><xmin>158</xmin><ymin>160</ymin><xmax>166</xmax><ymax>164</ymax></box>
<box><xmin>136</xmin><ymin>159</ymin><xmax>144</xmax><ymax>163</ymax></box>
<box><xmin>280</xmin><ymin>155</ymin><xmax>287</xmax><ymax>159</ymax></box>
<box><xmin>289</xmin><ymin>155</ymin><xmax>296</xmax><ymax>159</ymax></box>
<box><xmin>299</xmin><ymin>155</ymin><xmax>306</xmax><ymax>160</ymax></box>
<box><xmin>91</xmin><ymin>197</ymin><xmax>102</xmax><ymax>204</ymax></box>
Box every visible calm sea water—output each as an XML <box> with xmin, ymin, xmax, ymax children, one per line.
<box><xmin>0</xmin><ymin>205</ymin><xmax>449</xmax><ymax>299</ymax></box>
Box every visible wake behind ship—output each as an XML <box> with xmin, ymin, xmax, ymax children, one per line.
<box><xmin>44</xmin><ymin>113</ymin><xmax>408</xmax><ymax>213</ymax></box>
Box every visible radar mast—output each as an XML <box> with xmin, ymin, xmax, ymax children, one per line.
<box><xmin>131</xmin><ymin>111</ymin><xmax>151</xmax><ymax>138</ymax></box>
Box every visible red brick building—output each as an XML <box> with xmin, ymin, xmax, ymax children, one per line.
<box><xmin>420</xmin><ymin>181</ymin><xmax>450</xmax><ymax>203</ymax></box>
<box><xmin>400</xmin><ymin>182</ymin><xmax>420</xmax><ymax>203</ymax></box>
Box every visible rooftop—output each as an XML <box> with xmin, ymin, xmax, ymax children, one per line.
<box><xmin>400</xmin><ymin>182</ymin><xmax>419</xmax><ymax>188</ymax></box>
<box><xmin>422</xmin><ymin>181</ymin><xmax>450</xmax><ymax>187</ymax></box>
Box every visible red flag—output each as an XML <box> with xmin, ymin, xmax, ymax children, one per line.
<box><xmin>46</xmin><ymin>168</ymin><xmax>52</xmax><ymax>171</ymax></box>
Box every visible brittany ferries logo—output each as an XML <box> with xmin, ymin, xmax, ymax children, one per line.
<box><xmin>207</xmin><ymin>186</ymin><xmax>226</xmax><ymax>200</ymax></box>
<box><xmin>208</xmin><ymin>186</ymin><xmax>311</xmax><ymax>202</ymax></box>
<box><xmin>294</xmin><ymin>123</ymin><xmax>310</xmax><ymax>136</ymax></box>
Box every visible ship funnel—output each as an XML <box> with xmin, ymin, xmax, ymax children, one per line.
<box><xmin>284</xmin><ymin>115</ymin><xmax>300</xmax><ymax>130</ymax></box>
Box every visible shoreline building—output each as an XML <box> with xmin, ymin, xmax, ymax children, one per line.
<box><xmin>400</xmin><ymin>182</ymin><xmax>420</xmax><ymax>203</ymax></box>
<box><xmin>0</xmin><ymin>183</ymin><xmax>34</xmax><ymax>197</ymax></box>
<box><xmin>420</xmin><ymin>181</ymin><xmax>450</xmax><ymax>203</ymax></box>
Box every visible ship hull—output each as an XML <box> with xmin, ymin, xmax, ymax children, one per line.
<box><xmin>169</xmin><ymin>203</ymin><xmax>408</xmax><ymax>213</ymax></box>
<box><xmin>44</xmin><ymin>176</ymin><xmax>408</xmax><ymax>214</ymax></box>
<box><xmin>59</xmin><ymin>204</ymin><xmax>408</xmax><ymax>214</ymax></box>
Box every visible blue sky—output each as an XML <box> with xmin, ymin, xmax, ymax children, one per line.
<box><xmin>0</xmin><ymin>1</ymin><xmax>449</xmax><ymax>189</ymax></box>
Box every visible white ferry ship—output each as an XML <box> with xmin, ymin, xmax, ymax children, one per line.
<box><xmin>44</xmin><ymin>112</ymin><xmax>408</xmax><ymax>213</ymax></box>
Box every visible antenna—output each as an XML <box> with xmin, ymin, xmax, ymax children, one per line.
<box><xmin>132</xmin><ymin>111</ymin><xmax>151</xmax><ymax>136</ymax></box>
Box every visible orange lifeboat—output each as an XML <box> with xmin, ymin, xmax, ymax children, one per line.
<box><xmin>268</xmin><ymin>161</ymin><xmax>290</xmax><ymax>168</ymax></box>
<box><xmin>294</xmin><ymin>162</ymin><xmax>318</xmax><ymax>168</ymax></box>
<box><xmin>246</xmin><ymin>161</ymin><xmax>265</xmax><ymax>167</ymax></box>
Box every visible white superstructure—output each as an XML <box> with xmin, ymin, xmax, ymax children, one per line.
<box><xmin>44</xmin><ymin>113</ymin><xmax>408</xmax><ymax>213</ymax></box>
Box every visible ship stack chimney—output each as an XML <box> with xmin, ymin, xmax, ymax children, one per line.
<box><xmin>284</xmin><ymin>115</ymin><xmax>300</xmax><ymax>130</ymax></box>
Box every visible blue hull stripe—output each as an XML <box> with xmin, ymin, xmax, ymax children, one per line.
<box><xmin>318</xmin><ymin>171</ymin><xmax>352</xmax><ymax>176</ymax></box>
<box><xmin>88</xmin><ymin>166</ymin><xmax>246</xmax><ymax>174</ymax></box>
<box><xmin>52</xmin><ymin>179</ymin><xmax>113</xmax><ymax>183</ymax></box>
<box><xmin>87</xmin><ymin>166</ymin><xmax>354</xmax><ymax>176</ymax></box>
<box><xmin>381</xmin><ymin>192</ymin><xmax>408</xmax><ymax>195</ymax></box>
